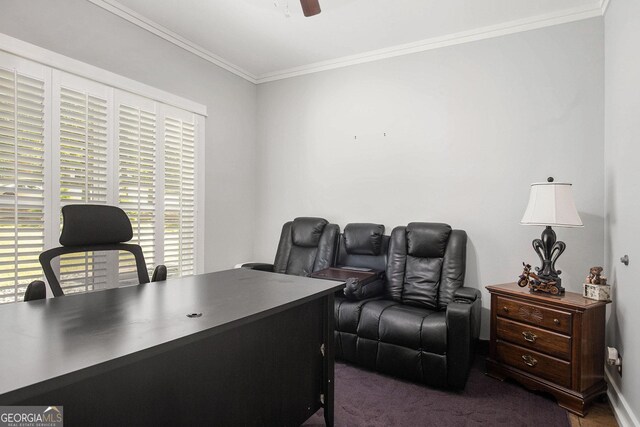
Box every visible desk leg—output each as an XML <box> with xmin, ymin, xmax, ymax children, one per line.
<box><xmin>323</xmin><ymin>293</ymin><xmax>335</xmax><ymax>427</ymax></box>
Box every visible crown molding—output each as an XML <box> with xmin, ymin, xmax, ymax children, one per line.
<box><xmin>86</xmin><ymin>0</ymin><xmax>258</xmax><ymax>83</ymax></box>
<box><xmin>88</xmin><ymin>0</ymin><xmax>603</xmax><ymax>86</ymax></box>
<box><xmin>256</xmin><ymin>4</ymin><xmax>603</xmax><ymax>83</ymax></box>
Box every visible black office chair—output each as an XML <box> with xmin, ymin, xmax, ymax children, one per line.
<box><xmin>39</xmin><ymin>205</ymin><xmax>167</xmax><ymax>297</ymax></box>
<box><xmin>23</xmin><ymin>280</ymin><xmax>46</xmax><ymax>302</ymax></box>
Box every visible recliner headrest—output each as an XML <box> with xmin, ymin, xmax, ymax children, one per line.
<box><xmin>344</xmin><ymin>223</ymin><xmax>385</xmax><ymax>255</ymax></box>
<box><xmin>291</xmin><ymin>217</ymin><xmax>328</xmax><ymax>247</ymax></box>
<box><xmin>60</xmin><ymin>205</ymin><xmax>133</xmax><ymax>246</ymax></box>
<box><xmin>406</xmin><ymin>222</ymin><xmax>452</xmax><ymax>258</ymax></box>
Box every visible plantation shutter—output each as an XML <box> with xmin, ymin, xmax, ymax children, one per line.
<box><xmin>0</xmin><ymin>65</ymin><xmax>46</xmax><ymax>303</ymax></box>
<box><xmin>0</xmin><ymin>52</ymin><xmax>204</xmax><ymax>304</ymax></box>
<box><xmin>58</xmin><ymin>85</ymin><xmax>109</xmax><ymax>293</ymax></box>
<box><xmin>118</xmin><ymin>102</ymin><xmax>156</xmax><ymax>284</ymax></box>
<box><xmin>164</xmin><ymin>113</ymin><xmax>195</xmax><ymax>277</ymax></box>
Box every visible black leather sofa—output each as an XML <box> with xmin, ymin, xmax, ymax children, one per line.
<box><xmin>244</xmin><ymin>220</ymin><xmax>481</xmax><ymax>390</ymax></box>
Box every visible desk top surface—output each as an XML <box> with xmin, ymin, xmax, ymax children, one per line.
<box><xmin>0</xmin><ymin>268</ymin><xmax>343</xmax><ymax>400</ymax></box>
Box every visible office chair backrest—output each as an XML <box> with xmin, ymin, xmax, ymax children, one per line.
<box><xmin>59</xmin><ymin>204</ymin><xmax>133</xmax><ymax>246</ymax></box>
<box><xmin>40</xmin><ymin>205</ymin><xmax>152</xmax><ymax>297</ymax></box>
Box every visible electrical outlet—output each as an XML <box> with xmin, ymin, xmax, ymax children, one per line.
<box><xmin>617</xmin><ymin>353</ymin><xmax>622</xmax><ymax>376</ymax></box>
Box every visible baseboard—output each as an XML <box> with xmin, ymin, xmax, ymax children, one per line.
<box><xmin>605</xmin><ymin>369</ymin><xmax>640</xmax><ymax>427</ymax></box>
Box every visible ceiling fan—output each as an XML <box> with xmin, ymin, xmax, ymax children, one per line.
<box><xmin>300</xmin><ymin>0</ymin><xmax>321</xmax><ymax>17</ymax></box>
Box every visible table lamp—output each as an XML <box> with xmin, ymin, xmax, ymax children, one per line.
<box><xmin>520</xmin><ymin>177</ymin><xmax>583</xmax><ymax>294</ymax></box>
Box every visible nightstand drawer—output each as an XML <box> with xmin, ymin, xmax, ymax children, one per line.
<box><xmin>496</xmin><ymin>296</ymin><xmax>572</xmax><ymax>334</ymax></box>
<box><xmin>496</xmin><ymin>341</ymin><xmax>571</xmax><ymax>388</ymax></box>
<box><xmin>496</xmin><ymin>317</ymin><xmax>571</xmax><ymax>360</ymax></box>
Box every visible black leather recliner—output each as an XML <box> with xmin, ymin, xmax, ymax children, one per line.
<box><xmin>334</xmin><ymin>223</ymin><xmax>389</xmax><ymax>361</ymax></box>
<box><xmin>242</xmin><ymin>217</ymin><xmax>339</xmax><ymax>276</ymax></box>
<box><xmin>336</xmin><ymin>222</ymin><xmax>481</xmax><ymax>390</ymax></box>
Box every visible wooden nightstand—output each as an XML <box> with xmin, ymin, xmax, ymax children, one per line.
<box><xmin>485</xmin><ymin>283</ymin><xmax>610</xmax><ymax>416</ymax></box>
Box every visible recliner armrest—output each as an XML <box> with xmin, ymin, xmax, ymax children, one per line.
<box><xmin>344</xmin><ymin>277</ymin><xmax>385</xmax><ymax>300</ymax></box>
<box><xmin>445</xmin><ymin>295</ymin><xmax>481</xmax><ymax>389</ymax></box>
<box><xmin>240</xmin><ymin>263</ymin><xmax>275</xmax><ymax>272</ymax></box>
<box><xmin>453</xmin><ymin>287</ymin><xmax>481</xmax><ymax>304</ymax></box>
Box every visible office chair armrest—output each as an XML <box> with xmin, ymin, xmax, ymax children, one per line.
<box><xmin>152</xmin><ymin>265</ymin><xmax>167</xmax><ymax>282</ymax></box>
<box><xmin>24</xmin><ymin>280</ymin><xmax>47</xmax><ymax>302</ymax></box>
<box><xmin>239</xmin><ymin>263</ymin><xmax>275</xmax><ymax>272</ymax></box>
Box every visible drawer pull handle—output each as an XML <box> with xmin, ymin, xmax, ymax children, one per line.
<box><xmin>522</xmin><ymin>354</ymin><xmax>538</xmax><ymax>367</ymax></box>
<box><xmin>503</xmin><ymin>306</ymin><xmax>509</xmax><ymax>312</ymax></box>
<box><xmin>553</xmin><ymin>318</ymin><xmax>560</xmax><ymax>325</ymax></box>
<box><xmin>522</xmin><ymin>331</ymin><xmax>537</xmax><ymax>343</ymax></box>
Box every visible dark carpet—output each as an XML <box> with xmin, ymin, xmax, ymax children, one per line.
<box><xmin>304</xmin><ymin>356</ymin><xmax>569</xmax><ymax>426</ymax></box>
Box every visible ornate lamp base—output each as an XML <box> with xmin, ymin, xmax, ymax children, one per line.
<box><xmin>531</xmin><ymin>226</ymin><xmax>566</xmax><ymax>295</ymax></box>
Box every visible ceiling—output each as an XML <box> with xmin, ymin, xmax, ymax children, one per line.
<box><xmin>92</xmin><ymin>0</ymin><xmax>604</xmax><ymax>83</ymax></box>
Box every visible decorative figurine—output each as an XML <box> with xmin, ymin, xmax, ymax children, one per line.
<box><xmin>586</xmin><ymin>266</ymin><xmax>607</xmax><ymax>286</ymax></box>
<box><xmin>518</xmin><ymin>262</ymin><xmax>561</xmax><ymax>295</ymax></box>
<box><xmin>583</xmin><ymin>266</ymin><xmax>611</xmax><ymax>301</ymax></box>
<box><xmin>517</xmin><ymin>263</ymin><xmax>533</xmax><ymax>288</ymax></box>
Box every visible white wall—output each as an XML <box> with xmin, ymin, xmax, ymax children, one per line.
<box><xmin>0</xmin><ymin>0</ymin><xmax>258</xmax><ymax>272</ymax></box>
<box><xmin>255</xmin><ymin>18</ymin><xmax>605</xmax><ymax>339</ymax></box>
<box><xmin>604</xmin><ymin>0</ymin><xmax>640</xmax><ymax>424</ymax></box>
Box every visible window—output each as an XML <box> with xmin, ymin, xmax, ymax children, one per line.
<box><xmin>0</xmin><ymin>50</ymin><xmax>204</xmax><ymax>303</ymax></box>
<box><xmin>0</xmin><ymin>60</ymin><xmax>48</xmax><ymax>303</ymax></box>
<box><xmin>164</xmin><ymin>112</ymin><xmax>196</xmax><ymax>278</ymax></box>
<box><xmin>58</xmin><ymin>85</ymin><xmax>109</xmax><ymax>293</ymax></box>
<box><xmin>117</xmin><ymin>99</ymin><xmax>157</xmax><ymax>285</ymax></box>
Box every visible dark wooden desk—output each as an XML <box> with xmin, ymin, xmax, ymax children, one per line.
<box><xmin>0</xmin><ymin>268</ymin><xmax>344</xmax><ymax>426</ymax></box>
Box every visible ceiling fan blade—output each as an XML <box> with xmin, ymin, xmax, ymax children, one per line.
<box><xmin>300</xmin><ymin>0</ymin><xmax>321</xmax><ymax>17</ymax></box>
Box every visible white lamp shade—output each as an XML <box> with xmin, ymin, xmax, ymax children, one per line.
<box><xmin>521</xmin><ymin>182</ymin><xmax>583</xmax><ymax>227</ymax></box>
